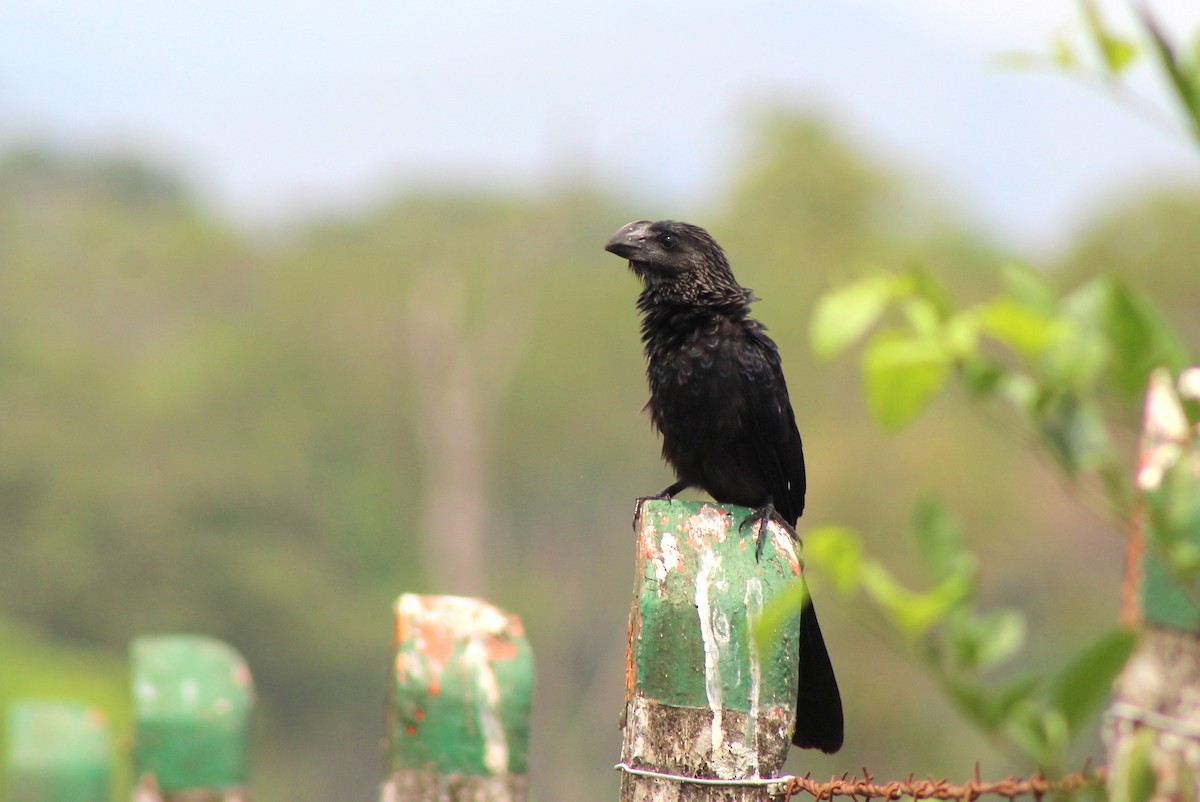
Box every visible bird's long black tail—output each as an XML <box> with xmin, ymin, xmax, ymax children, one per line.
<box><xmin>791</xmin><ymin>599</ymin><xmax>844</xmax><ymax>753</ymax></box>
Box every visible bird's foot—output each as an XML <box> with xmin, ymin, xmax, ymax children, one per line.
<box><xmin>739</xmin><ymin>498</ymin><xmax>797</xmax><ymax>561</ymax></box>
<box><xmin>631</xmin><ymin>481</ymin><xmax>690</xmax><ymax>531</ymax></box>
<box><xmin>631</xmin><ymin>496</ymin><xmax>657</xmax><ymax>531</ymax></box>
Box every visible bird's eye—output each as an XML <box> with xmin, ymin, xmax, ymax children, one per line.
<box><xmin>658</xmin><ymin>234</ymin><xmax>676</xmax><ymax>250</ymax></box>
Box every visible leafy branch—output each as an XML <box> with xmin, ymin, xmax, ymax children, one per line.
<box><xmin>800</xmin><ymin>259</ymin><xmax>1191</xmax><ymax>773</ymax></box>
<box><xmin>999</xmin><ymin>1</ymin><xmax>1200</xmax><ymax>144</ymax></box>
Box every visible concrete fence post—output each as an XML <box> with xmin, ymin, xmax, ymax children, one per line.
<box><xmin>130</xmin><ymin>634</ymin><xmax>254</xmax><ymax>801</ymax></box>
<box><xmin>6</xmin><ymin>700</ymin><xmax>112</xmax><ymax>802</ymax></box>
<box><xmin>618</xmin><ymin>500</ymin><xmax>804</xmax><ymax>802</ymax></box>
<box><xmin>383</xmin><ymin>593</ymin><xmax>534</xmax><ymax>802</ymax></box>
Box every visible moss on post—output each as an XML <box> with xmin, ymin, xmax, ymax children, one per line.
<box><xmin>620</xmin><ymin>500</ymin><xmax>803</xmax><ymax>802</ymax></box>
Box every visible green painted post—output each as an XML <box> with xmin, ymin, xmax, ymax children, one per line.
<box><xmin>6</xmin><ymin>700</ymin><xmax>112</xmax><ymax>802</ymax></box>
<box><xmin>1136</xmin><ymin>368</ymin><xmax>1200</xmax><ymax>630</ymax></box>
<box><xmin>130</xmin><ymin>635</ymin><xmax>254</xmax><ymax>802</ymax></box>
<box><xmin>618</xmin><ymin>500</ymin><xmax>803</xmax><ymax>802</ymax></box>
<box><xmin>1106</xmin><ymin>367</ymin><xmax>1200</xmax><ymax>802</ymax></box>
<box><xmin>384</xmin><ymin>594</ymin><xmax>534</xmax><ymax>802</ymax></box>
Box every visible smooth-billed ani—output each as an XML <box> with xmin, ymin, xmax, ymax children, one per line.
<box><xmin>605</xmin><ymin>218</ymin><xmax>843</xmax><ymax>754</ymax></box>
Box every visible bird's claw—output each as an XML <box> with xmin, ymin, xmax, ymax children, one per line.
<box><xmin>739</xmin><ymin>499</ymin><xmax>797</xmax><ymax>561</ymax></box>
<box><xmin>631</xmin><ymin>489</ymin><xmax>676</xmax><ymax>531</ymax></box>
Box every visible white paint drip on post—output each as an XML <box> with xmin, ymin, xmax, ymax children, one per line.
<box><xmin>462</xmin><ymin>638</ymin><xmax>509</xmax><ymax>774</ymax></box>
<box><xmin>393</xmin><ymin>594</ymin><xmax>516</xmax><ymax>776</ymax></box>
<box><xmin>659</xmin><ymin>532</ymin><xmax>682</xmax><ymax>584</ymax></box>
<box><xmin>695</xmin><ymin>544</ymin><xmax>762</xmax><ymax>779</ymax></box>
<box><xmin>743</xmin><ymin>577</ymin><xmax>764</xmax><ymax>778</ymax></box>
<box><xmin>695</xmin><ymin>547</ymin><xmax>725</xmax><ymax>757</ymax></box>
<box><xmin>621</xmin><ymin>501</ymin><xmax>801</xmax><ymax>802</ymax></box>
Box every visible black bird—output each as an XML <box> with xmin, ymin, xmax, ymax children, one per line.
<box><xmin>605</xmin><ymin>219</ymin><xmax>843</xmax><ymax>754</ymax></box>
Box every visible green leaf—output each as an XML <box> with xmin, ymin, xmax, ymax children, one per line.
<box><xmin>1034</xmin><ymin>392</ymin><xmax>1113</xmax><ymax>476</ymax></box>
<box><xmin>900</xmin><ymin>296</ymin><xmax>942</xmax><ymax>338</ymax></box>
<box><xmin>949</xmin><ymin>609</ymin><xmax>1026</xmax><ymax>672</ymax></box>
<box><xmin>861</xmin><ymin>564</ymin><xmax>971</xmax><ymax>640</ymax></box>
<box><xmin>999</xmin><ymin>372</ymin><xmax>1037</xmax><ymax>411</ymax></box>
<box><xmin>1139</xmin><ymin>6</ymin><xmax>1200</xmax><ymax>136</ymax></box>
<box><xmin>1103</xmin><ymin>279</ymin><xmax>1191</xmax><ymax>401</ymax></box>
<box><xmin>1049</xmin><ymin>628</ymin><xmax>1138</xmax><ymax>734</ymax></box>
<box><xmin>753</xmin><ymin>581</ymin><xmax>809</xmax><ymax>657</ymax></box>
<box><xmin>940</xmin><ymin>312</ymin><xmax>980</xmax><ymax>360</ymax></box>
<box><xmin>804</xmin><ymin>525</ymin><xmax>865</xmax><ymax>596</ymax></box>
<box><xmin>980</xmin><ymin>297</ymin><xmax>1061</xmax><ymax>359</ymax></box>
<box><xmin>1051</xmin><ymin>37</ymin><xmax>1079</xmax><ymax>70</ymax></box>
<box><xmin>1122</xmin><ymin>728</ymin><xmax>1159</xmax><ymax>802</ymax></box>
<box><xmin>1103</xmin><ymin>38</ymin><xmax>1138</xmax><ymax>73</ymax></box>
<box><xmin>960</xmin><ymin>356</ymin><xmax>1007</xmax><ymax>398</ymax></box>
<box><xmin>1003</xmin><ymin>711</ymin><xmax>1043</xmax><ymax>760</ymax></box>
<box><xmin>862</xmin><ymin>331</ymin><xmax>950</xmax><ymax>430</ymax></box>
<box><xmin>903</xmin><ymin>267</ymin><xmax>954</xmax><ymax>320</ymax></box>
<box><xmin>999</xmin><ymin>262</ymin><xmax>1056</xmax><ymax>314</ymax></box>
<box><xmin>912</xmin><ymin>497</ymin><xmax>974</xmax><ymax>583</ymax></box>
<box><xmin>985</xmin><ymin>677</ymin><xmax>1042</xmax><ymax>729</ymax></box>
<box><xmin>1079</xmin><ymin>0</ymin><xmax>1139</xmax><ymax>74</ymax></box>
<box><xmin>810</xmin><ymin>274</ymin><xmax>895</xmax><ymax>359</ymax></box>
<box><xmin>1043</xmin><ymin>279</ymin><xmax>1110</xmax><ymax>390</ymax></box>
<box><xmin>948</xmin><ymin>675</ymin><xmax>1040</xmax><ymax>731</ymax></box>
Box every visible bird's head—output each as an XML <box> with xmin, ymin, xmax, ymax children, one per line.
<box><xmin>604</xmin><ymin>219</ymin><xmax>746</xmax><ymax>306</ymax></box>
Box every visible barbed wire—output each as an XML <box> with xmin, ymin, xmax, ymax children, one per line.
<box><xmin>776</xmin><ymin>763</ymin><xmax>1104</xmax><ymax>801</ymax></box>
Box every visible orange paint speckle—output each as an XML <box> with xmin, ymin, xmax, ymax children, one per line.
<box><xmin>423</xmin><ymin>625</ymin><xmax>456</xmax><ymax>664</ymax></box>
<box><xmin>414</xmin><ymin>708</ymin><xmax>425</xmax><ymax>721</ymax></box>
<box><xmin>487</xmin><ymin>634</ymin><xmax>518</xmax><ymax>661</ymax></box>
<box><xmin>624</xmin><ymin>604</ymin><xmax>639</xmax><ymax>696</ymax></box>
<box><xmin>406</xmin><ymin>724</ymin><xmax>417</xmax><ymax>736</ymax></box>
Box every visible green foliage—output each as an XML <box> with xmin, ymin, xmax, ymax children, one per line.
<box><xmin>808</xmin><ymin>498</ymin><xmax>1137</xmax><ymax>772</ymax></box>
<box><xmin>808</xmin><ymin>185</ymin><xmax>1193</xmax><ymax>773</ymax></box>
<box><xmin>1113</xmin><ymin>728</ymin><xmax>1159</xmax><ymax>802</ymax></box>
<box><xmin>1050</xmin><ymin>629</ymin><xmax>1138</xmax><ymax>736</ymax></box>
<box><xmin>1004</xmin><ymin>2</ymin><xmax>1200</xmax><ymax>144</ymax></box>
<box><xmin>812</xmin><ymin>264</ymin><xmax>1191</xmax><ymax>522</ymax></box>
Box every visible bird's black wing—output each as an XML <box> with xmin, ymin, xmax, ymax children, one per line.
<box><xmin>738</xmin><ymin>326</ymin><xmax>807</xmax><ymax>526</ymax></box>
<box><xmin>739</xmin><ymin>327</ymin><xmax>840</xmax><ymax>752</ymax></box>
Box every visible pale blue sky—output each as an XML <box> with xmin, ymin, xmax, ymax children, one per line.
<box><xmin>2</xmin><ymin>1</ymin><xmax>1199</xmax><ymax>249</ymax></box>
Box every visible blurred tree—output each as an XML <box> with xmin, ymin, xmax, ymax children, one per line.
<box><xmin>1059</xmin><ymin>187</ymin><xmax>1200</xmax><ymax>345</ymax></box>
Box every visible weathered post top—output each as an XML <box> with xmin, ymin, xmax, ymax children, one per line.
<box><xmin>131</xmin><ymin>634</ymin><xmax>254</xmax><ymax>801</ymax></box>
<box><xmin>6</xmin><ymin>700</ymin><xmax>112</xmax><ymax>802</ymax></box>
<box><xmin>385</xmin><ymin>593</ymin><xmax>534</xmax><ymax>802</ymax></box>
<box><xmin>620</xmin><ymin>499</ymin><xmax>804</xmax><ymax>801</ymax></box>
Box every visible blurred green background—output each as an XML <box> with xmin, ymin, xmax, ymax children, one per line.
<box><xmin>6</xmin><ymin>0</ymin><xmax>1200</xmax><ymax>792</ymax></box>
<box><xmin>2</xmin><ymin>103</ymin><xmax>1197</xmax><ymax>799</ymax></box>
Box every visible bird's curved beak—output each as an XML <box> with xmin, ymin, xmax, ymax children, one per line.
<box><xmin>605</xmin><ymin>220</ymin><xmax>653</xmax><ymax>259</ymax></box>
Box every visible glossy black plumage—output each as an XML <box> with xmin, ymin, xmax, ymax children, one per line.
<box><xmin>605</xmin><ymin>219</ymin><xmax>843</xmax><ymax>754</ymax></box>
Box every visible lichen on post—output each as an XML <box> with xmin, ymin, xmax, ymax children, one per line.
<box><xmin>620</xmin><ymin>499</ymin><xmax>803</xmax><ymax>802</ymax></box>
<box><xmin>384</xmin><ymin>594</ymin><xmax>534</xmax><ymax>802</ymax></box>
